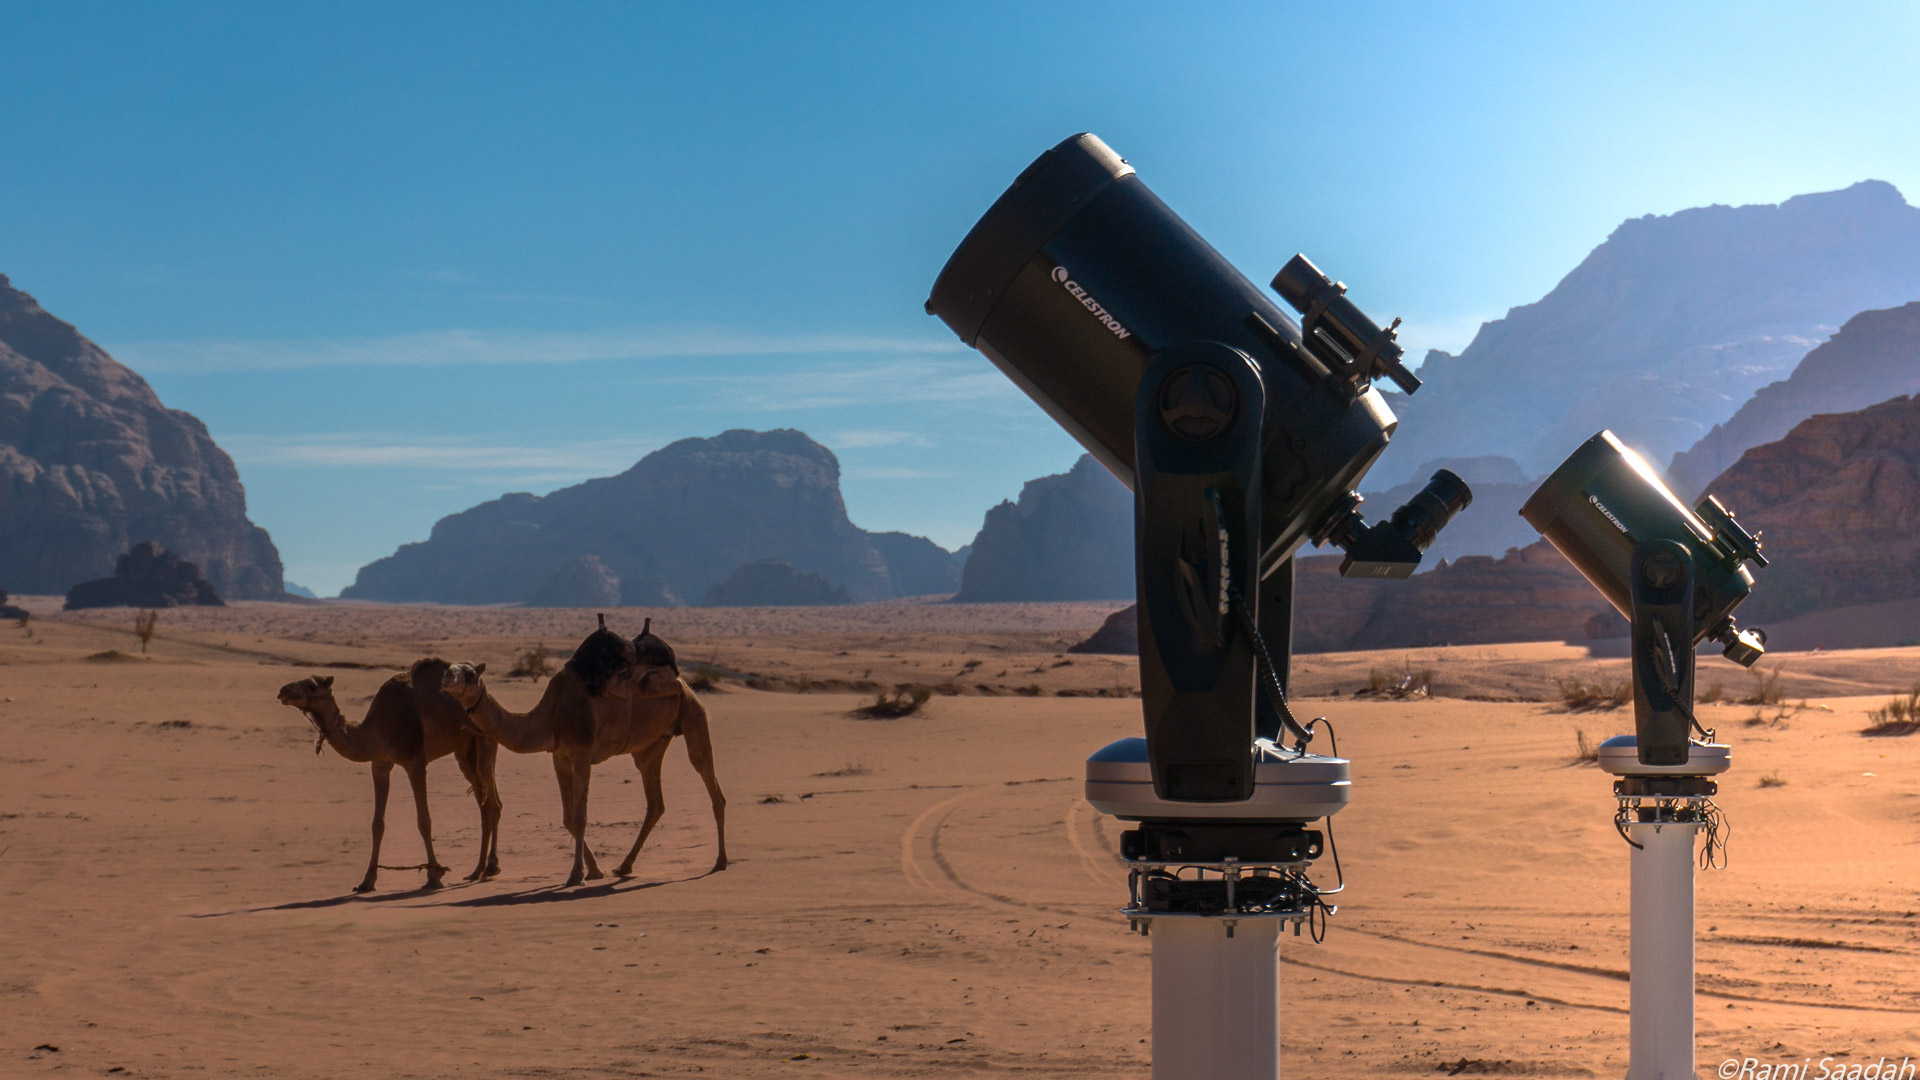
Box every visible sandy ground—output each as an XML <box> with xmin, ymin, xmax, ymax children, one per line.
<box><xmin>3</xmin><ymin>600</ymin><xmax>1920</xmax><ymax>1078</ymax></box>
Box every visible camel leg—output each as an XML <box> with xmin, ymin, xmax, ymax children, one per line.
<box><xmin>454</xmin><ymin>739</ymin><xmax>493</xmax><ymax>883</ymax></box>
<box><xmin>616</xmin><ymin>736</ymin><xmax>672</xmax><ymax>877</ymax></box>
<box><xmin>554</xmin><ymin>754</ymin><xmax>603</xmax><ymax>885</ymax></box>
<box><xmin>357</xmin><ymin>761</ymin><xmax>393</xmax><ymax>893</ymax></box>
<box><xmin>479</xmin><ymin>739</ymin><xmax>503</xmax><ymax>877</ymax></box>
<box><xmin>576</xmin><ymin>759</ymin><xmax>605</xmax><ymax>882</ymax></box>
<box><xmin>403</xmin><ymin>761</ymin><xmax>446</xmax><ymax>889</ymax></box>
<box><xmin>679</xmin><ymin>700</ymin><xmax>729</xmax><ymax>872</ymax></box>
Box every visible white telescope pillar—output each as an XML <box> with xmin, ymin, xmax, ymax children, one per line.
<box><xmin>1599</xmin><ymin>735</ymin><xmax>1729</xmax><ymax>1080</ymax></box>
<box><xmin>1626</xmin><ymin>819</ymin><xmax>1700</xmax><ymax>1080</ymax></box>
<box><xmin>1151</xmin><ymin>918</ymin><xmax>1281</xmax><ymax>1080</ymax></box>
<box><xmin>1086</xmin><ymin>737</ymin><xmax>1350</xmax><ymax>1080</ymax></box>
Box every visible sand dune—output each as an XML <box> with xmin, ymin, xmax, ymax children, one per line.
<box><xmin>2</xmin><ymin>602</ymin><xmax>1917</xmax><ymax>1076</ymax></box>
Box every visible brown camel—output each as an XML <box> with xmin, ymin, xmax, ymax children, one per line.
<box><xmin>443</xmin><ymin>618</ymin><xmax>727</xmax><ymax>885</ymax></box>
<box><xmin>277</xmin><ymin>657</ymin><xmax>502</xmax><ymax>892</ymax></box>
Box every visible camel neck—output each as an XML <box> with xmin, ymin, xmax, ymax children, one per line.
<box><xmin>469</xmin><ymin>687</ymin><xmax>556</xmax><ymax>754</ymax></box>
<box><xmin>307</xmin><ymin>699</ymin><xmax>374</xmax><ymax>762</ymax></box>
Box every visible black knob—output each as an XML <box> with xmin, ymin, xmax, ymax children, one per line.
<box><xmin>1158</xmin><ymin>364</ymin><xmax>1237</xmax><ymax>441</ymax></box>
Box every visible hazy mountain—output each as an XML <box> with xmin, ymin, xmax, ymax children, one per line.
<box><xmin>0</xmin><ymin>273</ymin><xmax>284</xmax><ymax>598</ymax></box>
<box><xmin>1669</xmin><ymin>301</ymin><xmax>1920</xmax><ymax>497</ymax></box>
<box><xmin>342</xmin><ymin>429</ymin><xmax>951</xmax><ymax>606</ymax></box>
<box><xmin>1378</xmin><ymin>181</ymin><xmax>1920</xmax><ymax>484</ymax></box>
<box><xmin>953</xmin><ymin>454</ymin><xmax>1133</xmax><ymax>602</ymax></box>
<box><xmin>1361</xmin><ymin>455</ymin><xmax>1538</xmax><ymax>567</ymax></box>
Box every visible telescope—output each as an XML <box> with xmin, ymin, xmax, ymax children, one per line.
<box><xmin>928</xmin><ymin>132</ymin><xmax>1470</xmax><ymax>804</ymax></box>
<box><xmin>928</xmin><ymin>132</ymin><xmax>1470</xmax><ymax>1079</ymax></box>
<box><xmin>1521</xmin><ymin>431</ymin><xmax>1769</xmax><ymax>765</ymax></box>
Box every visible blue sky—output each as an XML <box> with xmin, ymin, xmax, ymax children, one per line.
<box><xmin>4</xmin><ymin>2</ymin><xmax>1918</xmax><ymax>595</ymax></box>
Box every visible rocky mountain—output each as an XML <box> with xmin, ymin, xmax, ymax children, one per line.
<box><xmin>1378</xmin><ymin>181</ymin><xmax>1920</xmax><ymax>485</ymax></box>
<box><xmin>64</xmin><ymin>541</ymin><xmax>225</xmax><ymax>610</ymax></box>
<box><xmin>0</xmin><ymin>273</ymin><xmax>284</xmax><ymax>598</ymax></box>
<box><xmin>526</xmin><ymin>554</ymin><xmax>625</xmax><ymax>608</ymax></box>
<box><xmin>704</xmin><ymin>558</ymin><xmax>849</xmax><ymax>606</ymax></box>
<box><xmin>1668</xmin><ymin>302</ymin><xmax>1920</xmax><ymax>496</ymax></box>
<box><xmin>343</xmin><ymin>429</ymin><xmax>952</xmax><ymax>606</ymax></box>
<box><xmin>1699</xmin><ymin>394</ymin><xmax>1920</xmax><ymax>624</ymax></box>
<box><xmin>952</xmin><ymin>454</ymin><xmax>1133</xmax><ymax>603</ymax></box>
<box><xmin>869</xmin><ymin>531</ymin><xmax>963</xmax><ymax>597</ymax></box>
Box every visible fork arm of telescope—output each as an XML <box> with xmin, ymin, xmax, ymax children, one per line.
<box><xmin>1630</xmin><ymin>539</ymin><xmax>1696</xmax><ymax>768</ymax></box>
<box><xmin>1135</xmin><ymin>341</ymin><xmax>1265</xmax><ymax>803</ymax></box>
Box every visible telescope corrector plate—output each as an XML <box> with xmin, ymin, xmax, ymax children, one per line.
<box><xmin>1598</xmin><ymin>734</ymin><xmax>1731</xmax><ymax>776</ymax></box>
<box><xmin>1085</xmin><ymin>737</ymin><xmax>1350</xmax><ymax>822</ymax></box>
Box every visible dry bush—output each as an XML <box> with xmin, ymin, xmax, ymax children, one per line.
<box><xmin>1756</xmin><ymin>771</ymin><xmax>1788</xmax><ymax>788</ymax></box>
<box><xmin>1573</xmin><ymin>729</ymin><xmax>1601</xmax><ymax>765</ymax></box>
<box><xmin>1741</xmin><ymin>666</ymin><xmax>1786</xmax><ymax>705</ymax></box>
<box><xmin>1699</xmin><ymin>681</ymin><xmax>1725</xmax><ymax>704</ymax></box>
<box><xmin>686</xmin><ymin>661</ymin><xmax>726</xmax><ymax>692</ymax></box>
<box><xmin>133</xmin><ymin>610</ymin><xmax>158</xmax><ymax>654</ymax></box>
<box><xmin>852</xmin><ymin>684</ymin><xmax>932</xmax><ymax>719</ymax></box>
<box><xmin>1360</xmin><ymin>666</ymin><xmax>1433</xmax><ymax>699</ymax></box>
<box><xmin>508</xmin><ymin>644</ymin><xmax>555</xmax><ymax>680</ymax></box>
<box><xmin>1556</xmin><ymin>675</ymin><xmax>1630</xmax><ymax>710</ymax></box>
<box><xmin>813</xmin><ymin>758</ymin><xmax>875</xmax><ymax>778</ymax></box>
<box><xmin>1865</xmin><ymin>687</ymin><xmax>1920</xmax><ymax>736</ymax></box>
<box><xmin>1015</xmin><ymin>684</ymin><xmax>1044</xmax><ymax>697</ymax></box>
<box><xmin>15</xmin><ymin>611</ymin><xmax>29</xmax><ymax>630</ymax></box>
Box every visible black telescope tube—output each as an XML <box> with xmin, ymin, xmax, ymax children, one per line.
<box><xmin>926</xmin><ymin>133</ymin><xmax>1402</xmax><ymax>575</ymax></box>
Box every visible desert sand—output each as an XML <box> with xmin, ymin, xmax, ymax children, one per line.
<box><xmin>3</xmin><ymin>598</ymin><xmax>1919</xmax><ymax>1078</ymax></box>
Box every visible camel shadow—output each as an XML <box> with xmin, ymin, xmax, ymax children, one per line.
<box><xmin>243</xmin><ymin>879</ymin><xmax>485</xmax><ymax>914</ymax></box>
<box><xmin>431</xmin><ymin>869</ymin><xmax>716</xmax><ymax>908</ymax></box>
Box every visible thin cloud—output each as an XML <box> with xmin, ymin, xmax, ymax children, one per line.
<box><xmin>830</xmin><ymin>429</ymin><xmax>935</xmax><ymax>449</ymax></box>
<box><xmin>108</xmin><ymin>326</ymin><xmax>965</xmax><ymax>373</ymax></box>
<box><xmin>669</xmin><ymin>358</ymin><xmax>1021</xmax><ymax>411</ymax></box>
<box><xmin>220</xmin><ymin>433</ymin><xmax>660</xmax><ymax>475</ymax></box>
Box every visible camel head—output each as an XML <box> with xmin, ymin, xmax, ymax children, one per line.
<box><xmin>630</xmin><ymin>617</ymin><xmax>682</xmax><ymax>698</ymax></box>
<box><xmin>277</xmin><ymin>674</ymin><xmax>336</xmax><ymax>711</ymax></box>
<box><xmin>440</xmin><ymin>662</ymin><xmax>488</xmax><ymax>712</ymax></box>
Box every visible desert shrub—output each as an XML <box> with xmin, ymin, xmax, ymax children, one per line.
<box><xmin>16</xmin><ymin>611</ymin><xmax>29</xmax><ymax>630</ymax></box>
<box><xmin>813</xmin><ymin>758</ymin><xmax>875</xmax><ymax>778</ymax></box>
<box><xmin>686</xmin><ymin>661</ymin><xmax>725</xmax><ymax>692</ymax></box>
<box><xmin>1757</xmin><ymin>771</ymin><xmax>1788</xmax><ymax>788</ymax></box>
<box><xmin>1741</xmin><ymin>666</ymin><xmax>1786</xmax><ymax>705</ymax></box>
<box><xmin>1699</xmin><ymin>681</ymin><xmax>1725</xmax><ymax>704</ymax></box>
<box><xmin>508</xmin><ymin>644</ymin><xmax>555</xmax><ymax>680</ymax></box>
<box><xmin>852</xmin><ymin>684</ymin><xmax>932</xmax><ymax>719</ymax></box>
<box><xmin>1360</xmin><ymin>666</ymin><xmax>1433</xmax><ymax>699</ymax></box>
<box><xmin>1865</xmin><ymin>687</ymin><xmax>1920</xmax><ymax>736</ymax></box>
<box><xmin>1556</xmin><ymin>676</ymin><xmax>1630</xmax><ymax>710</ymax></box>
<box><xmin>134</xmin><ymin>610</ymin><xmax>158</xmax><ymax>654</ymax></box>
<box><xmin>1366</xmin><ymin>669</ymin><xmax>1389</xmax><ymax>693</ymax></box>
<box><xmin>1573</xmin><ymin>729</ymin><xmax>1600</xmax><ymax>765</ymax></box>
<box><xmin>1015</xmin><ymin>684</ymin><xmax>1044</xmax><ymax>697</ymax></box>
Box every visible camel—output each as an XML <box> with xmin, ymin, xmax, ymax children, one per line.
<box><xmin>443</xmin><ymin>617</ymin><xmax>726</xmax><ymax>885</ymax></box>
<box><xmin>277</xmin><ymin>657</ymin><xmax>502</xmax><ymax>892</ymax></box>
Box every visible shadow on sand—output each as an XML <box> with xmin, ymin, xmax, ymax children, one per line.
<box><xmin>200</xmin><ymin>866</ymin><xmax>723</xmax><ymax>917</ymax></box>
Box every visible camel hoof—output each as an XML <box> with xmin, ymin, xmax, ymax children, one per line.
<box><xmin>564</xmin><ymin>874</ymin><xmax>584</xmax><ymax>887</ymax></box>
<box><xmin>353</xmin><ymin>882</ymin><xmax>376</xmax><ymax>894</ymax></box>
<box><xmin>482</xmin><ymin>866</ymin><xmax>501</xmax><ymax>880</ymax></box>
<box><xmin>422</xmin><ymin>877</ymin><xmax>445</xmax><ymax>891</ymax></box>
<box><xmin>712</xmin><ymin>858</ymin><xmax>728</xmax><ymax>873</ymax></box>
<box><xmin>585</xmin><ymin>868</ymin><xmax>605</xmax><ymax>881</ymax></box>
<box><xmin>615</xmin><ymin>864</ymin><xmax>635</xmax><ymax>878</ymax></box>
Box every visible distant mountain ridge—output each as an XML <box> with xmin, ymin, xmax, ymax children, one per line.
<box><xmin>953</xmin><ymin>454</ymin><xmax>1134</xmax><ymax>603</ymax></box>
<box><xmin>1669</xmin><ymin>301</ymin><xmax>1920</xmax><ymax>496</ymax></box>
<box><xmin>343</xmin><ymin>428</ymin><xmax>956</xmax><ymax>606</ymax></box>
<box><xmin>0</xmin><ymin>273</ymin><xmax>284</xmax><ymax>598</ymax></box>
<box><xmin>1379</xmin><ymin>180</ymin><xmax>1920</xmax><ymax>484</ymax></box>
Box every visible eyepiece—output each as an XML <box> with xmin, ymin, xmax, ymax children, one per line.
<box><xmin>1389</xmin><ymin>469</ymin><xmax>1473</xmax><ymax>552</ymax></box>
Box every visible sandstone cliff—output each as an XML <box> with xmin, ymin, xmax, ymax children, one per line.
<box><xmin>952</xmin><ymin>454</ymin><xmax>1133</xmax><ymax>602</ymax></box>
<box><xmin>0</xmin><ymin>274</ymin><xmax>284</xmax><ymax>598</ymax></box>
<box><xmin>1698</xmin><ymin>394</ymin><xmax>1920</xmax><ymax>623</ymax></box>
<box><xmin>868</xmin><ymin>531</ymin><xmax>962</xmax><ymax>597</ymax></box>
<box><xmin>64</xmin><ymin>541</ymin><xmax>225</xmax><ymax>610</ymax></box>
<box><xmin>344</xmin><ymin>429</ymin><xmax>919</xmax><ymax>605</ymax></box>
<box><xmin>1379</xmin><ymin>181</ymin><xmax>1920</xmax><ymax>484</ymax></box>
<box><xmin>1668</xmin><ymin>302</ymin><xmax>1920</xmax><ymax>496</ymax></box>
<box><xmin>1361</xmin><ymin>455</ymin><xmax>1539</xmax><ymax>565</ymax></box>
<box><xmin>704</xmin><ymin>558</ymin><xmax>850</xmax><ymax>606</ymax></box>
